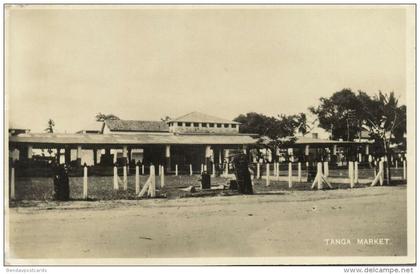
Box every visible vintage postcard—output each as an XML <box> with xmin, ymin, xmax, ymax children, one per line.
<box><xmin>3</xmin><ymin>4</ymin><xmax>416</xmax><ymax>266</ymax></box>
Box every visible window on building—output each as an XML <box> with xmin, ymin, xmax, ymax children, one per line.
<box><xmin>217</xmin><ymin>123</ymin><xmax>222</xmax><ymax>128</ymax></box>
<box><xmin>185</xmin><ymin>122</ymin><xmax>191</xmax><ymax>127</ymax></box>
<box><xmin>232</xmin><ymin>124</ymin><xmax>237</xmax><ymax>128</ymax></box>
<box><xmin>193</xmin><ymin>123</ymin><xmax>199</xmax><ymax>127</ymax></box>
<box><xmin>177</xmin><ymin>122</ymin><xmax>183</xmax><ymax>126</ymax></box>
<box><xmin>202</xmin><ymin>123</ymin><xmax>207</xmax><ymax>127</ymax></box>
<box><xmin>224</xmin><ymin>124</ymin><xmax>229</xmax><ymax>128</ymax></box>
<box><xmin>209</xmin><ymin>123</ymin><xmax>214</xmax><ymax>127</ymax></box>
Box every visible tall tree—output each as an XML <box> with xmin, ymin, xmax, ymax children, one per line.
<box><xmin>358</xmin><ymin>91</ymin><xmax>406</xmax><ymax>184</ymax></box>
<box><xmin>233</xmin><ymin>112</ymin><xmax>306</xmax><ymax>161</ymax></box>
<box><xmin>95</xmin><ymin>113</ymin><xmax>120</xmax><ymax>122</ymax></box>
<box><xmin>309</xmin><ymin>89</ymin><xmax>361</xmax><ymax>140</ymax></box>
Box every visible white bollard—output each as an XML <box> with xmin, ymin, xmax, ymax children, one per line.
<box><xmin>141</xmin><ymin>164</ymin><xmax>144</xmax><ymax>175</ymax></box>
<box><xmin>123</xmin><ymin>165</ymin><xmax>128</xmax><ymax>190</ymax></box>
<box><xmin>349</xmin><ymin>161</ymin><xmax>354</xmax><ymax>188</ymax></box>
<box><xmin>266</xmin><ymin>163</ymin><xmax>270</xmax><ymax>186</ymax></box>
<box><xmin>189</xmin><ymin>164</ymin><xmax>193</xmax><ymax>176</ymax></box>
<box><xmin>212</xmin><ymin>164</ymin><xmax>215</xmax><ymax>177</ymax></box>
<box><xmin>201</xmin><ymin>164</ymin><xmax>204</xmax><ymax>174</ymax></box>
<box><xmin>83</xmin><ymin>166</ymin><xmax>88</xmax><ymax>199</ymax></box>
<box><xmin>175</xmin><ymin>164</ymin><xmax>178</xmax><ymax>176</ymax></box>
<box><xmin>150</xmin><ymin>165</ymin><xmax>156</xmax><ymax>198</ymax></box>
<box><xmin>317</xmin><ymin>162</ymin><xmax>323</xmax><ymax>190</ymax></box>
<box><xmin>354</xmin><ymin>161</ymin><xmax>359</xmax><ymax>183</ymax></box>
<box><xmin>225</xmin><ymin>163</ymin><xmax>228</xmax><ymax>176</ymax></box>
<box><xmin>379</xmin><ymin>161</ymin><xmax>384</xmax><ymax>186</ymax></box>
<box><xmin>158</xmin><ymin>165</ymin><xmax>162</xmax><ymax>176</ymax></box>
<box><xmin>160</xmin><ymin>165</ymin><xmax>165</xmax><ymax>188</ymax></box>
<box><xmin>323</xmin><ymin>162</ymin><xmax>329</xmax><ymax>178</ymax></box>
<box><xmin>135</xmin><ymin>165</ymin><xmax>140</xmax><ymax>194</ymax></box>
<box><xmin>113</xmin><ymin>166</ymin><xmax>118</xmax><ymax>190</ymax></box>
<box><xmin>288</xmin><ymin>162</ymin><xmax>292</xmax><ymax>188</ymax></box>
<box><xmin>204</xmin><ymin>164</ymin><xmax>207</xmax><ymax>172</ymax></box>
<box><xmin>276</xmin><ymin>162</ymin><xmax>280</xmax><ymax>179</ymax></box>
<box><xmin>298</xmin><ymin>162</ymin><xmax>302</xmax><ymax>183</ymax></box>
<box><xmin>257</xmin><ymin>163</ymin><xmax>260</xmax><ymax>179</ymax></box>
<box><xmin>10</xmin><ymin>167</ymin><xmax>15</xmax><ymax>200</ymax></box>
<box><xmin>403</xmin><ymin>160</ymin><xmax>406</xmax><ymax>180</ymax></box>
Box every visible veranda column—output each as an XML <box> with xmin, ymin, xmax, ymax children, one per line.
<box><xmin>93</xmin><ymin>148</ymin><xmax>98</xmax><ymax>165</ymax></box>
<box><xmin>122</xmin><ymin>145</ymin><xmax>128</xmax><ymax>165</ymax></box>
<box><xmin>64</xmin><ymin>146</ymin><xmax>71</xmax><ymax>164</ymax></box>
<box><xmin>165</xmin><ymin>145</ymin><xmax>171</xmax><ymax>172</ymax></box>
<box><xmin>76</xmin><ymin>145</ymin><xmax>82</xmax><ymax>166</ymax></box>
<box><xmin>27</xmin><ymin>145</ymin><xmax>33</xmax><ymax>159</ymax></box>
<box><xmin>205</xmin><ymin>145</ymin><xmax>212</xmax><ymax>168</ymax></box>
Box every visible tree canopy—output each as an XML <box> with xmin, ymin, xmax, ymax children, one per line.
<box><xmin>95</xmin><ymin>113</ymin><xmax>120</xmax><ymax>122</ymax></box>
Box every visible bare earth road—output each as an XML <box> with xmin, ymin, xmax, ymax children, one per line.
<box><xmin>7</xmin><ymin>185</ymin><xmax>407</xmax><ymax>261</ymax></box>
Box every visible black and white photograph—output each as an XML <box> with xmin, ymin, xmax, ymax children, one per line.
<box><xmin>3</xmin><ymin>4</ymin><xmax>416</xmax><ymax>267</ymax></box>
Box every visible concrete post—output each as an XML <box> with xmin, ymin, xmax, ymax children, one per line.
<box><xmin>333</xmin><ymin>145</ymin><xmax>337</xmax><ymax>155</ymax></box>
<box><xmin>298</xmin><ymin>162</ymin><xmax>302</xmax><ymax>182</ymax></box>
<box><xmin>317</xmin><ymin>162</ymin><xmax>323</xmax><ymax>190</ymax></box>
<box><xmin>160</xmin><ymin>165</ymin><xmax>165</xmax><ymax>188</ymax></box>
<box><xmin>135</xmin><ymin>165</ymin><xmax>140</xmax><ymax>195</ymax></box>
<box><xmin>266</xmin><ymin>163</ymin><xmax>270</xmax><ymax>186</ymax></box>
<box><xmin>10</xmin><ymin>167</ymin><xmax>15</xmax><ymax>200</ymax></box>
<box><xmin>142</xmin><ymin>165</ymin><xmax>145</xmax><ymax>175</ymax></box>
<box><xmin>288</xmin><ymin>162</ymin><xmax>292</xmax><ymax>188</ymax></box>
<box><xmin>365</xmin><ymin>144</ymin><xmax>369</xmax><ymax>155</ymax></box>
<box><xmin>305</xmin><ymin>145</ymin><xmax>310</xmax><ymax>156</ymax></box>
<box><xmin>150</xmin><ymin>165</ymin><xmax>156</xmax><ymax>198</ymax></box>
<box><xmin>379</xmin><ymin>161</ymin><xmax>384</xmax><ymax>186</ymax></box>
<box><xmin>225</xmin><ymin>162</ymin><xmax>228</xmax><ymax>176</ymax></box>
<box><xmin>175</xmin><ymin>164</ymin><xmax>178</xmax><ymax>176</ymax></box>
<box><xmin>212</xmin><ymin>163</ymin><xmax>215</xmax><ymax>177</ymax></box>
<box><xmin>190</xmin><ymin>164</ymin><xmax>193</xmax><ymax>176</ymax></box>
<box><xmin>83</xmin><ymin>166</ymin><xmax>88</xmax><ymax>199</ymax></box>
<box><xmin>257</xmin><ymin>163</ymin><xmax>260</xmax><ymax>179</ymax></box>
<box><xmin>113</xmin><ymin>166</ymin><xmax>118</xmax><ymax>190</ymax></box>
<box><xmin>323</xmin><ymin>162</ymin><xmax>329</xmax><ymax>178</ymax></box>
<box><xmin>349</xmin><ymin>161</ymin><xmax>354</xmax><ymax>188</ymax></box>
<box><xmin>123</xmin><ymin>165</ymin><xmax>127</xmax><ymax>190</ymax></box>
<box><xmin>403</xmin><ymin>160</ymin><xmax>407</xmax><ymax>180</ymax></box>
<box><xmin>354</xmin><ymin>161</ymin><xmax>359</xmax><ymax>183</ymax></box>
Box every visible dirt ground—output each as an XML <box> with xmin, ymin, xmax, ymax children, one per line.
<box><xmin>6</xmin><ymin>184</ymin><xmax>407</xmax><ymax>262</ymax></box>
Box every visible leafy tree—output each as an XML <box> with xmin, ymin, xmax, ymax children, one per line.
<box><xmin>233</xmin><ymin>112</ymin><xmax>306</xmax><ymax>161</ymax></box>
<box><xmin>44</xmin><ymin>119</ymin><xmax>55</xmax><ymax>133</ymax></box>
<box><xmin>358</xmin><ymin>91</ymin><xmax>406</xmax><ymax>184</ymax></box>
<box><xmin>309</xmin><ymin>89</ymin><xmax>362</xmax><ymax>140</ymax></box>
<box><xmin>95</xmin><ymin>113</ymin><xmax>120</xmax><ymax>122</ymax></box>
<box><xmin>160</xmin><ymin>116</ymin><xmax>171</xmax><ymax>122</ymax></box>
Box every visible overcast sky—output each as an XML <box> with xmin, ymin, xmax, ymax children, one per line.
<box><xmin>6</xmin><ymin>5</ymin><xmax>410</xmax><ymax>133</ymax></box>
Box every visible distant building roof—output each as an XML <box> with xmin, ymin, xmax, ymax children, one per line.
<box><xmin>76</xmin><ymin>121</ymin><xmax>105</xmax><ymax>134</ymax></box>
<box><xmin>105</xmin><ymin>120</ymin><xmax>169</xmax><ymax>132</ymax></box>
<box><xmin>170</xmin><ymin>111</ymin><xmax>240</xmax><ymax>124</ymax></box>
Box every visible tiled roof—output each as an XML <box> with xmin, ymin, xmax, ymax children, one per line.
<box><xmin>170</xmin><ymin>111</ymin><xmax>240</xmax><ymax>124</ymax></box>
<box><xmin>105</xmin><ymin>120</ymin><xmax>169</xmax><ymax>132</ymax></box>
<box><xmin>9</xmin><ymin>132</ymin><xmax>256</xmax><ymax>145</ymax></box>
